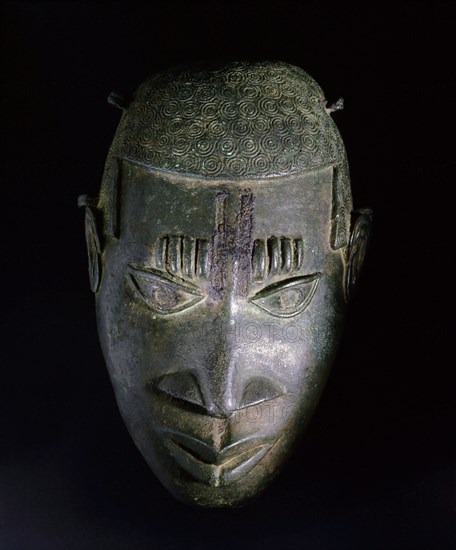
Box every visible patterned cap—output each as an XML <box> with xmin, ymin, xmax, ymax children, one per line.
<box><xmin>112</xmin><ymin>61</ymin><xmax>347</xmax><ymax>178</ymax></box>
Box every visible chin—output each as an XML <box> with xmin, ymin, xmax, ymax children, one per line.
<box><xmin>118</xmin><ymin>389</ymin><xmax>311</xmax><ymax>508</ymax></box>
<box><xmin>149</xmin><ymin>433</ymin><xmax>290</xmax><ymax>508</ymax></box>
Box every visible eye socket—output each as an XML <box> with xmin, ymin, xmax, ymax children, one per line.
<box><xmin>250</xmin><ymin>274</ymin><xmax>321</xmax><ymax>318</ymax></box>
<box><xmin>127</xmin><ymin>265</ymin><xmax>204</xmax><ymax>315</ymax></box>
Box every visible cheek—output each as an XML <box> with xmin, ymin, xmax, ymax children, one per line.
<box><xmin>95</xmin><ymin>246</ymin><xmax>152</xmax><ymax>393</ymax></box>
<box><xmin>95</xmin><ymin>250</ymin><xmax>215</xmax><ymax>392</ymax></box>
<box><xmin>239</xmin><ymin>275</ymin><xmax>345</xmax><ymax>407</ymax></box>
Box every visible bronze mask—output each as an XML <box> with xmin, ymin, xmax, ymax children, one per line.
<box><xmin>79</xmin><ymin>61</ymin><xmax>372</xmax><ymax>507</ymax></box>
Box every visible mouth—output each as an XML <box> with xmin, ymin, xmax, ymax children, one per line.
<box><xmin>163</xmin><ymin>431</ymin><xmax>275</xmax><ymax>487</ymax></box>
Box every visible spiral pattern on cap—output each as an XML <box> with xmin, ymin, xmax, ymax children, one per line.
<box><xmin>115</xmin><ymin>61</ymin><xmax>347</xmax><ymax>179</ymax></box>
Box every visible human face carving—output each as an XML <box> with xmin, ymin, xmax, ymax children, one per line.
<box><xmin>94</xmin><ymin>161</ymin><xmax>347</xmax><ymax>507</ymax></box>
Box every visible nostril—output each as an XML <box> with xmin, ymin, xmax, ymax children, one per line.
<box><xmin>239</xmin><ymin>377</ymin><xmax>282</xmax><ymax>409</ymax></box>
<box><xmin>156</xmin><ymin>371</ymin><xmax>205</xmax><ymax>409</ymax></box>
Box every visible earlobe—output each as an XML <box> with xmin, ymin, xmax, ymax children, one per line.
<box><xmin>84</xmin><ymin>206</ymin><xmax>102</xmax><ymax>293</ymax></box>
<box><xmin>78</xmin><ymin>195</ymin><xmax>102</xmax><ymax>293</ymax></box>
<box><xmin>345</xmin><ymin>208</ymin><xmax>373</xmax><ymax>302</ymax></box>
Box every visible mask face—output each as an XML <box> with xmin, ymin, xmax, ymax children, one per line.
<box><xmin>94</xmin><ymin>163</ymin><xmax>346</xmax><ymax>507</ymax></box>
<box><xmin>81</xmin><ymin>61</ymin><xmax>371</xmax><ymax>507</ymax></box>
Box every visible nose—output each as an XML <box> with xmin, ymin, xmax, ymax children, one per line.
<box><xmin>155</xmin><ymin>315</ymin><xmax>283</xmax><ymax>416</ymax></box>
<box><xmin>156</xmin><ymin>365</ymin><xmax>282</xmax><ymax>417</ymax></box>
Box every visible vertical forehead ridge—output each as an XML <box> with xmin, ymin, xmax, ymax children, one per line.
<box><xmin>232</xmin><ymin>189</ymin><xmax>255</xmax><ymax>297</ymax></box>
<box><xmin>209</xmin><ymin>191</ymin><xmax>229</xmax><ymax>301</ymax></box>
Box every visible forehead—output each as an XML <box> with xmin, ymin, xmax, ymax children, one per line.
<box><xmin>119</xmin><ymin>162</ymin><xmax>333</xmax><ymax>244</ymax></box>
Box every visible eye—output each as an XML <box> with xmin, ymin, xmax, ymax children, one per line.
<box><xmin>127</xmin><ymin>266</ymin><xmax>204</xmax><ymax>315</ymax></box>
<box><xmin>250</xmin><ymin>274</ymin><xmax>321</xmax><ymax>318</ymax></box>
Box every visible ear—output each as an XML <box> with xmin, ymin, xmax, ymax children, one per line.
<box><xmin>345</xmin><ymin>208</ymin><xmax>373</xmax><ymax>302</ymax></box>
<box><xmin>78</xmin><ymin>195</ymin><xmax>102</xmax><ymax>293</ymax></box>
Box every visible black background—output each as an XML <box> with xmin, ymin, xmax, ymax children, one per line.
<box><xmin>1</xmin><ymin>2</ymin><xmax>455</xmax><ymax>549</ymax></box>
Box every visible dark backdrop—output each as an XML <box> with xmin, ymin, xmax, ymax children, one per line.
<box><xmin>1</xmin><ymin>2</ymin><xmax>454</xmax><ymax>549</ymax></box>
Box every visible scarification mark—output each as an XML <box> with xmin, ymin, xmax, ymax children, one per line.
<box><xmin>155</xmin><ymin>235</ymin><xmax>209</xmax><ymax>279</ymax></box>
<box><xmin>154</xmin><ymin>231</ymin><xmax>306</xmax><ymax>286</ymax></box>
<box><xmin>167</xmin><ymin>235</ymin><xmax>182</xmax><ymax>274</ymax></box>
<box><xmin>294</xmin><ymin>238</ymin><xmax>304</xmax><ymax>271</ymax></box>
<box><xmin>156</xmin><ymin>236</ymin><xmax>167</xmax><ymax>269</ymax></box>
<box><xmin>233</xmin><ymin>190</ymin><xmax>255</xmax><ymax>297</ymax></box>
<box><xmin>281</xmin><ymin>238</ymin><xmax>292</xmax><ymax>272</ymax></box>
<box><xmin>196</xmin><ymin>239</ymin><xmax>209</xmax><ymax>278</ymax></box>
<box><xmin>209</xmin><ymin>191</ymin><xmax>229</xmax><ymax>300</ymax></box>
<box><xmin>182</xmin><ymin>236</ymin><xmax>196</xmax><ymax>279</ymax></box>
<box><xmin>268</xmin><ymin>237</ymin><xmax>281</xmax><ymax>276</ymax></box>
<box><xmin>252</xmin><ymin>236</ymin><xmax>305</xmax><ymax>280</ymax></box>
<box><xmin>252</xmin><ymin>239</ymin><xmax>267</xmax><ymax>281</ymax></box>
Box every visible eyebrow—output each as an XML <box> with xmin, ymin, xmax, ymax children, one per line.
<box><xmin>251</xmin><ymin>237</ymin><xmax>304</xmax><ymax>281</ymax></box>
<box><xmin>152</xmin><ymin>234</ymin><xmax>305</xmax><ymax>283</ymax></box>
<box><xmin>155</xmin><ymin>235</ymin><xmax>210</xmax><ymax>280</ymax></box>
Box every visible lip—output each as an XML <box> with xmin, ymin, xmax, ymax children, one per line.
<box><xmin>163</xmin><ymin>431</ymin><xmax>275</xmax><ymax>487</ymax></box>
